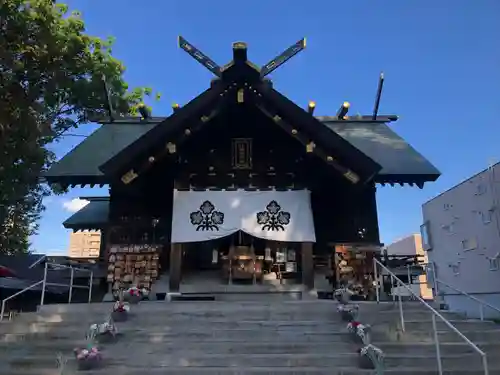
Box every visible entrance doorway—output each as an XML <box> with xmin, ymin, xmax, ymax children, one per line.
<box><xmin>179</xmin><ymin>231</ymin><xmax>303</xmax><ymax>285</ymax></box>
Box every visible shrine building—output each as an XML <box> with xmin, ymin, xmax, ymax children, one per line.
<box><xmin>44</xmin><ymin>38</ymin><xmax>440</xmax><ymax>296</ymax></box>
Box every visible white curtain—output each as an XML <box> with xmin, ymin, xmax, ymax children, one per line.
<box><xmin>171</xmin><ymin>190</ymin><xmax>316</xmax><ymax>243</ymax></box>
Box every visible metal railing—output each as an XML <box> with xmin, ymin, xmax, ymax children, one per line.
<box><xmin>435</xmin><ymin>278</ymin><xmax>500</xmax><ymax>321</ymax></box>
<box><xmin>0</xmin><ymin>262</ymin><xmax>94</xmax><ymax>322</ymax></box>
<box><xmin>373</xmin><ymin>258</ymin><xmax>489</xmax><ymax>375</ymax></box>
<box><xmin>40</xmin><ymin>262</ymin><xmax>94</xmax><ymax>306</ymax></box>
<box><xmin>0</xmin><ymin>280</ymin><xmax>44</xmax><ymax>321</ymax></box>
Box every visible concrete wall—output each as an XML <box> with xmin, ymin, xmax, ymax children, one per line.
<box><xmin>386</xmin><ymin>234</ymin><xmax>433</xmax><ymax>300</ymax></box>
<box><xmin>422</xmin><ymin>163</ymin><xmax>500</xmax><ymax>318</ymax></box>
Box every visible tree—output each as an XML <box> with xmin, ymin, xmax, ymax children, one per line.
<box><xmin>0</xmin><ymin>0</ymin><xmax>158</xmax><ymax>254</ymax></box>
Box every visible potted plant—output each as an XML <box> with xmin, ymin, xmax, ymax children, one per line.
<box><xmin>337</xmin><ymin>303</ymin><xmax>359</xmax><ymax>322</ymax></box>
<box><xmin>347</xmin><ymin>321</ymin><xmax>363</xmax><ymax>344</ymax></box>
<box><xmin>74</xmin><ymin>346</ymin><xmax>103</xmax><ymax>370</ymax></box>
<box><xmin>334</xmin><ymin>287</ymin><xmax>354</xmax><ymax>304</ymax></box>
<box><xmin>124</xmin><ymin>286</ymin><xmax>148</xmax><ymax>304</ymax></box>
<box><xmin>356</xmin><ymin>323</ymin><xmax>372</xmax><ymax>345</ymax></box>
<box><xmin>358</xmin><ymin>344</ymin><xmax>384</xmax><ymax>371</ymax></box>
<box><xmin>111</xmin><ymin>300</ymin><xmax>130</xmax><ymax>322</ymax></box>
<box><xmin>88</xmin><ymin>320</ymin><xmax>118</xmax><ymax>344</ymax></box>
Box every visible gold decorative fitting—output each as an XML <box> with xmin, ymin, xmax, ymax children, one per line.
<box><xmin>166</xmin><ymin>142</ymin><xmax>177</xmax><ymax>154</ymax></box>
<box><xmin>148</xmin><ymin>156</ymin><xmax>155</xmax><ymax>163</ymax></box>
<box><xmin>327</xmin><ymin>156</ymin><xmax>334</xmax><ymax>162</ymax></box>
<box><xmin>343</xmin><ymin>101</ymin><xmax>350</xmax><ymax>108</ymax></box>
<box><xmin>343</xmin><ymin>115</ymin><xmax>349</xmax><ymax>120</ymax></box>
<box><xmin>184</xmin><ymin>128</ymin><xmax>191</xmax><ymax>135</ymax></box>
<box><xmin>344</xmin><ymin>170</ymin><xmax>360</xmax><ymax>184</ymax></box>
<box><xmin>201</xmin><ymin>115</ymin><xmax>210</xmax><ymax>123</ymax></box>
<box><xmin>237</xmin><ymin>89</ymin><xmax>244</xmax><ymax>103</ymax></box>
<box><xmin>121</xmin><ymin>170</ymin><xmax>138</xmax><ymax>185</ymax></box>
<box><xmin>291</xmin><ymin>129</ymin><xmax>298</xmax><ymax>135</ymax></box>
<box><xmin>272</xmin><ymin>115</ymin><xmax>281</xmax><ymax>123</ymax></box>
<box><xmin>308</xmin><ymin>101</ymin><xmax>316</xmax><ymax>108</ymax></box>
<box><xmin>306</xmin><ymin>142</ymin><xmax>316</xmax><ymax>153</ymax></box>
<box><xmin>233</xmin><ymin>41</ymin><xmax>247</xmax><ymax>49</ymax></box>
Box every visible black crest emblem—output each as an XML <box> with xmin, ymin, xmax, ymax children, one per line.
<box><xmin>256</xmin><ymin>200</ymin><xmax>291</xmax><ymax>231</ymax></box>
<box><xmin>190</xmin><ymin>200</ymin><xmax>224</xmax><ymax>231</ymax></box>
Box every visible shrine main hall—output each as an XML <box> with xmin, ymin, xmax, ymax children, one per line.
<box><xmin>44</xmin><ymin>38</ymin><xmax>439</xmax><ymax>296</ymax></box>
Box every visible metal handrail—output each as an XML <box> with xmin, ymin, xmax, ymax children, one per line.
<box><xmin>40</xmin><ymin>262</ymin><xmax>94</xmax><ymax>306</ymax></box>
<box><xmin>0</xmin><ymin>280</ymin><xmax>44</xmax><ymax>321</ymax></box>
<box><xmin>373</xmin><ymin>258</ymin><xmax>489</xmax><ymax>375</ymax></box>
<box><xmin>435</xmin><ymin>278</ymin><xmax>500</xmax><ymax>320</ymax></box>
<box><xmin>0</xmin><ymin>262</ymin><xmax>94</xmax><ymax>322</ymax></box>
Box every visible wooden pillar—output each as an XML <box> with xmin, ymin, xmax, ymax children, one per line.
<box><xmin>169</xmin><ymin>243</ymin><xmax>182</xmax><ymax>292</ymax></box>
<box><xmin>301</xmin><ymin>242</ymin><xmax>314</xmax><ymax>290</ymax></box>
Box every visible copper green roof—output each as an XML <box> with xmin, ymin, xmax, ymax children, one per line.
<box><xmin>63</xmin><ymin>199</ymin><xmax>109</xmax><ymax>230</ymax></box>
<box><xmin>44</xmin><ymin>122</ymin><xmax>157</xmax><ymax>184</ymax></box>
<box><xmin>46</xmin><ymin>118</ymin><xmax>439</xmax><ymax>187</ymax></box>
<box><xmin>321</xmin><ymin>119</ymin><xmax>440</xmax><ymax>183</ymax></box>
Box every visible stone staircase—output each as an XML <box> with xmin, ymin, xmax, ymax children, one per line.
<box><xmin>356</xmin><ymin>301</ymin><xmax>500</xmax><ymax>374</ymax></box>
<box><xmin>0</xmin><ymin>299</ymin><xmax>499</xmax><ymax>374</ymax></box>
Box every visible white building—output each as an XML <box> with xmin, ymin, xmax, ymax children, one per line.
<box><xmin>386</xmin><ymin>234</ymin><xmax>433</xmax><ymax>300</ymax></box>
<box><xmin>421</xmin><ymin>162</ymin><xmax>500</xmax><ymax>318</ymax></box>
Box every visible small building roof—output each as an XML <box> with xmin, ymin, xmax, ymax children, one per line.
<box><xmin>63</xmin><ymin>199</ymin><xmax>109</xmax><ymax>230</ymax></box>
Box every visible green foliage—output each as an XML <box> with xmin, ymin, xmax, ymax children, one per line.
<box><xmin>0</xmin><ymin>0</ymin><xmax>158</xmax><ymax>254</ymax></box>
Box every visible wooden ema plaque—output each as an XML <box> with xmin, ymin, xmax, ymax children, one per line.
<box><xmin>107</xmin><ymin>244</ymin><xmax>160</xmax><ymax>291</ymax></box>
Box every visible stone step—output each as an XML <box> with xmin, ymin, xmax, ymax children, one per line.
<box><xmin>0</xmin><ymin>319</ymin><xmax>494</xmax><ymax>337</ymax></box>
<box><xmin>1</xmin><ymin>329</ymin><xmax>354</xmax><ymax>343</ymax></box>
<box><xmin>380</xmin><ymin>328</ymin><xmax>500</xmax><ymax>343</ymax></box>
<box><xmin>384</xmin><ymin>320</ymin><xmax>497</xmax><ymax>331</ymax></box>
<box><xmin>1</xmin><ymin>320</ymin><xmax>350</xmax><ymax>334</ymax></box>
<box><xmin>5</xmin><ymin>368</ymin><xmax>500</xmax><ymax>375</ymax></box>
<box><xmin>5</xmin><ymin>353</ymin><xmax>358</xmax><ymax>368</ymax></box>
<box><xmin>34</xmin><ymin>300</ymin><xmax>433</xmax><ymax>315</ymax></box>
<box><xmin>358</xmin><ymin>311</ymin><xmax>465</xmax><ymax>323</ymax></box>
<box><xmin>0</xmin><ymin>341</ymin><xmax>358</xmax><ymax>355</ymax></box>
<box><xmin>4</xmin><ymin>353</ymin><xmax>500</xmax><ymax>370</ymax></box>
<box><xmin>378</xmin><ymin>342</ymin><xmax>500</xmax><ymax>355</ymax></box>
<box><xmin>2</xmin><ymin>340</ymin><xmax>499</xmax><ymax>356</ymax></box>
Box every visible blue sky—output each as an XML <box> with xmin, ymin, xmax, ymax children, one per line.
<box><xmin>32</xmin><ymin>0</ymin><xmax>500</xmax><ymax>254</ymax></box>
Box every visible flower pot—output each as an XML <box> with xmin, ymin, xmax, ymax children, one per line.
<box><xmin>340</xmin><ymin>310</ymin><xmax>355</xmax><ymax>322</ymax></box>
<box><xmin>96</xmin><ymin>331</ymin><xmax>117</xmax><ymax>344</ymax></box>
<box><xmin>350</xmin><ymin>332</ymin><xmax>363</xmax><ymax>344</ymax></box>
<box><xmin>111</xmin><ymin>310</ymin><xmax>128</xmax><ymax>322</ymax></box>
<box><xmin>77</xmin><ymin>356</ymin><xmax>102</xmax><ymax>371</ymax></box>
<box><xmin>358</xmin><ymin>354</ymin><xmax>375</xmax><ymax>369</ymax></box>
<box><xmin>126</xmin><ymin>294</ymin><xmax>141</xmax><ymax>304</ymax></box>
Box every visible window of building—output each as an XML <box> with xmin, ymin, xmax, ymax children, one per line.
<box><xmin>442</xmin><ymin>223</ymin><xmax>454</xmax><ymax>235</ymax></box>
<box><xmin>461</xmin><ymin>237</ymin><xmax>477</xmax><ymax>251</ymax></box>
<box><xmin>450</xmin><ymin>263</ymin><xmax>460</xmax><ymax>276</ymax></box>
<box><xmin>489</xmin><ymin>258</ymin><xmax>499</xmax><ymax>271</ymax></box>
<box><xmin>443</xmin><ymin>203</ymin><xmax>452</xmax><ymax>210</ymax></box>
<box><xmin>475</xmin><ymin>184</ymin><xmax>486</xmax><ymax>195</ymax></box>
<box><xmin>420</xmin><ymin>221</ymin><xmax>433</xmax><ymax>251</ymax></box>
<box><xmin>482</xmin><ymin>210</ymin><xmax>492</xmax><ymax>224</ymax></box>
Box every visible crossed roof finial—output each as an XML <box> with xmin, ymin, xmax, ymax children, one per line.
<box><xmin>178</xmin><ymin>36</ymin><xmax>306</xmax><ymax>79</ymax></box>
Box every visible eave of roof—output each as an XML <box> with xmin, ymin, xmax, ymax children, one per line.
<box><xmin>63</xmin><ymin>199</ymin><xmax>109</xmax><ymax>230</ymax></box>
<box><xmin>43</xmin><ymin>114</ymin><xmax>439</xmax><ymax>187</ymax></box>
<box><xmin>99</xmin><ymin>83</ymin><xmax>227</xmax><ymax>176</ymax></box>
<box><xmin>323</xmin><ymin>120</ymin><xmax>441</xmax><ymax>183</ymax></box>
